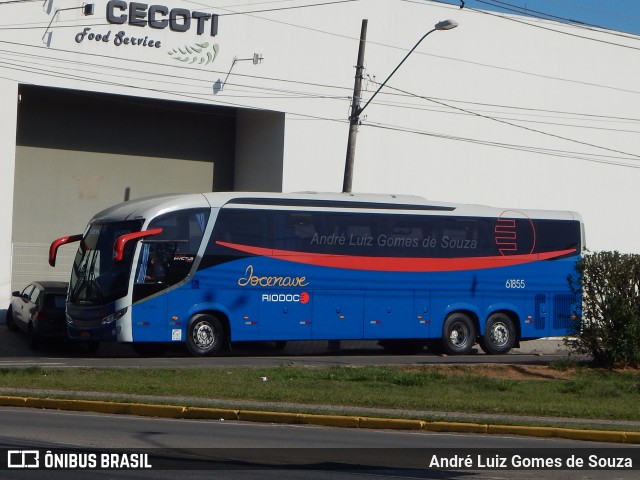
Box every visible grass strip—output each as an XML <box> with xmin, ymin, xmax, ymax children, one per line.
<box><xmin>1</xmin><ymin>364</ymin><xmax>639</xmax><ymax>424</ymax></box>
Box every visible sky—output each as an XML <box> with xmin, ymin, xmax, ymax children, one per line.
<box><xmin>447</xmin><ymin>0</ymin><xmax>640</xmax><ymax>35</ymax></box>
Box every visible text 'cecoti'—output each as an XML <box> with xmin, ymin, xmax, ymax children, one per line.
<box><xmin>106</xmin><ymin>1</ymin><xmax>219</xmax><ymax>36</ymax></box>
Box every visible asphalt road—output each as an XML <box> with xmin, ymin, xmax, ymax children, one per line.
<box><xmin>0</xmin><ymin>321</ymin><xmax>576</xmax><ymax>368</ymax></box>
<box><xmin>0</xmin><ymin>408</ymin><xmax>637</xmax><ymax>479</ymax></box>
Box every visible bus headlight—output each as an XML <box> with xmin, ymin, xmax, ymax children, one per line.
<box><xmin>102</xmin><ymin>308</ymin><xmax>127</xmax><ymax>325</ymax></box>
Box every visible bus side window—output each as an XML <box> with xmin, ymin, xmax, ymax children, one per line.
<box><xmin>208</xmin><ymin>209</ymin><xmax>270</xmax><ymax>255</ymax></box>
<box><xmin>138</xmin><ymin>209</ymin><xmax>209</xmax><ymax>287</ymax></box>
<box><xmin>275</xmin><ymin>212</ymin><xmax>313</xmax><ymax>251</ymax></box>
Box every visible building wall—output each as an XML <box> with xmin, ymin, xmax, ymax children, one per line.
<box><xmin>234</xmin><ymin>109</ymin><xmax>284</xmax><ymax>192</ymax></box>
<box><xmin>0</xmin><ymin>81</ymin><xmax>18</xmax><ymax>307</ymax></box>
<box><xmin>11</xmin><ymin>147</ymin><xmax>215</xmax><ymax>288</ymax></box>
<box><xmin>1</xmin><ymin>0</ymin><xmax>639</xmax><ymax>309</ymax></box>
<box><xmin>13</xmin><ymin>147</ymin><xmax>217</xmax><ymax>243</ymax></box>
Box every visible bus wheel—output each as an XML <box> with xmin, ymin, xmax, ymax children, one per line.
<box><xmin>187</xmin><ymin>314</ymin><xmax>224</xmax><ymax>356</ymax></box>
<box><xmin>442</xmin><ymin>312</ymin><xmax>476</xmax><ymax>355</ymax></box>
<box><xmin>480</xmin><ymin>313</ymin><xmax>515</xmax><ymax>355</ymax></box>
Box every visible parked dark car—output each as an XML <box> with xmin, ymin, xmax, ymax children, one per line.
<box><xmin>6</xmin><ymin>281</ymin><xmax>69</xmax><ymax>349</ymax></box>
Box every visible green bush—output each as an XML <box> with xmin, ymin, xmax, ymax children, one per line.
<box><xmin>568</xmin><ymin>251</ymin><xmax>640</xmax><ymax>367</ymax></box>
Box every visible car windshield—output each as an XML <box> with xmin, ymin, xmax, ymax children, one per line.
<box><xmin>69</xmin><ymin>220</ymin><xmax>143</xmax><ymax>305</ymax></box>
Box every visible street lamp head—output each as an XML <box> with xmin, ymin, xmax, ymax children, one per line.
<box><xmin>434</xmin><ymin>19</ymin><xmax>458</xmax><ymax>31</ymax></box>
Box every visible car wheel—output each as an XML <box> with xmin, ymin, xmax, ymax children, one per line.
<box><xmin>480</xmin><ymin>313</ymin><xmax>516</xmax><ymax>355</ymax></box>
<box><xmin>5</xmin><ymin>307</ymin><xmax>18</xmax><ymax>332</ymax></box>
<box><xmin>186</xmin><ymin>314</ymin><xmax>225</xmax><ymax>357</ymax></box>
<box><xmin>442</xmin><ymin>312</ymin><xmax>476</xmax><ymax>355</ymax></box>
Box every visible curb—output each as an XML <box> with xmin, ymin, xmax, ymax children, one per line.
<box><xmin>1</xmin><ymin>395</ymin><xmax>639</xmax><ymax>445</ymax></box>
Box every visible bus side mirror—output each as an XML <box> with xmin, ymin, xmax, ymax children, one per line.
<box><xmin>49</xmin><ymin>234</ymin><xmax>83</xmax><ymax>267</ymax></box>
<box><xmin>113</xmin><ymin>228</ymin><xmax>163</xmax><ymax>262</ymax></box>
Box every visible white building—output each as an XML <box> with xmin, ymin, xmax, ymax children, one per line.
<box><xmin>1</xmin><ymin>0</ymin><xmax>639</xmax><ymax>313</ymax></box>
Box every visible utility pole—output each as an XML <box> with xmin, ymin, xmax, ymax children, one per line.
<box><xmin>342</xmin><ymin>19</ymin><xmax>368</xmax><ymax>194</ymax></box>
<box><xmin>341</xmin><ymin>19</ymin><xmax>458</xmax><ymax>194</ymax></box>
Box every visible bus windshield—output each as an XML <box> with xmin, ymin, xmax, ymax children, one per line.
<box><xmin>69</xmin><ymin>220</ymin><xmax>143</xmax><ymax>305</ymax></box>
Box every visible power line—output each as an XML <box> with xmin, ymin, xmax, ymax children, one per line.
<box><xmin>3</xmin><ymin>42</ymin><xmax>637</xmax><ymax>137</ymax></box>
<box><xmin>1</xmin><ymin>36</ymin><xmax>638</xmax><ymax>134</ymax></box>
<box><xmin>360</xmin><ymin>82</ymin><xmax>640</xmax><ymax>124</ymax></box>
<box><xmin>366</xmin><ymin>99</ymin><xmax>640</xmax><ymax>134</ymax></box>
<box><xmin>0</xmin><ymin>2</ymin><xmax>637</xmax><ymax>167</ymax></box>
<box><xmin>362</xmin><ymin>81</ymin><xmax>640</xmax><ymax>161</ymax></box>
<box><xmin>9</xmin><ymin>48</ymin><xmax>637</xmax><ymax>170</ymax></box>
<box><xmin>365</xmin><ymin>121</ymin><xmax>640</xmax><ymax>169</ymax></box>
<box><xmin>1</xmin><ymin>9</ymin><xmax>638</xmax><ymax>124</ymax></box>
<box><xmin>215</xmin><ymin>0</ymin><xmax>359</xmax><ymax>16</ymax></box>
<box><xmin>1</xmin><ymin>1</ymin><xmax>637</xmax><ymax>100</ymax></box>
<box><xmin>419</xmin><ymin>0</ymin><xmax>640</xmax><ymax>49</ymax></box>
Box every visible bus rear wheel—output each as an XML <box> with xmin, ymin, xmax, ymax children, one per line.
<box><xmin>442</xmin><ymin>312</ymin><xmax>476</xmax><ymax>355</ymax></box>
<box><xmin>480</xmin><ymin>313</ymin><xmax>515</xmax><ymax>355</ymax></box>
<box><xmin>187</xmin><ymin>314</ymin><xmax>225</xmax><ymax>356</ymax></box>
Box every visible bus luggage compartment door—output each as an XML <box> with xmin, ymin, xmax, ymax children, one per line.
<box><xmin>364</xmin><ymin>290</ymin><xmax>415</xmax><ymax>339</ymax></box>
<box><xmin>311</xmin><ymin>290</ymin><xmax>364</xmax><ymax>340</ymax></box>
<box><xmin>258</xmin><ymin>290</ymin><xmax>312</xmax><ymax>340</ymax></box>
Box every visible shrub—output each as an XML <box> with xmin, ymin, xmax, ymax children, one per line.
<box><xmin>567</xmin><ymin>251</ymin><xmax>640</xmax><ymax>367</ymax></box>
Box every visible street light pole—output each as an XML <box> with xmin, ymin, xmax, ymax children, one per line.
<box><xmin>342</xmin><ymin>19</ymin><xmax>458</xmax><ymax>193</ymax></box>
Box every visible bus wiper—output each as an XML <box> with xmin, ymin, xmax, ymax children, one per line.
<box><xmin>87</xmin><ymin>267</ymin><xmax>104</xmax><ymax>302</ymax></box>
<box><xmin>70</xmin><ymin>257</ymin><xmax>89</xmax><ymax>301</ymax></box>
<box><xmin>85</xmin><ymin>249</ymin><xmax>104</xmax><ymax>302</ymax></box>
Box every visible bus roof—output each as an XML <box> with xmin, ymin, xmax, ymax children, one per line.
<box><xmin>89</xmin><ymin>191</ymin><xmax>582</xmax><ymax>223</ymax></box>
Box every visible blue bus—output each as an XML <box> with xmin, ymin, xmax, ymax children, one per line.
<box><xmin>49</xmin><ymin>192</ymin><xmax>583</xmax><ymax>356</ymax></box>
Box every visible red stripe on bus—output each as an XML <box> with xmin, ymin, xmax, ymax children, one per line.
<box><xmin>215</xmin><ymin>241</ymin><xmax>576</xmax><ymax>272</ymax></box>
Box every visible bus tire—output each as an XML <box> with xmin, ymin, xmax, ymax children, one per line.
<box><xmin>187</xmin><ymin>314</ymin><xmax>224</xmax><ymax>357</ymax></box>
<box><xmin>480</xmin><ymin>313</ymin><xmax>515</xmax><ymax>355</ymax></box>
<box><xmin>442</xmin><ymin>312</ymin><xmax>476</xmax><ymax>355</ymax></box>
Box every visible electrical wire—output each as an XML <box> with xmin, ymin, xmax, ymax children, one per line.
<box><xmin>360</xmin><ymin>81</ymin><xmax>640</xmax><ymax>161</ymax></box>
<box><xmin>1</xmin><ymin>40</ymin><xmax>638</xmax><ymax>137</ymax></box>
<box><xmin>419</xmin><ymin>0</ymin><xmax>640</xmax><ymax>49</ymax></box>
<box><xmin>0</xmin><ymin>1</ymin><xmax>637</xmax><ymax>168</ymax></box>
<box><xmin>364</xmin><ymin>121</ymin><xmax>640</xmax><ymax>169</ymax></box>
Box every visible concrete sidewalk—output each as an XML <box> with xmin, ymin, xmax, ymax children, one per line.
<box><xmin>509</xmin><ymin>337</ymin><xmax>571</xmax><ymax>355</ymax></box>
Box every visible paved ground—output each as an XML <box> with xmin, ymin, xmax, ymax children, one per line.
<box><xmin>0</xmin><ymin>305</ymin><xmax>572</xmax><ymax>358</ymax></box>
<box><xmin>3</xmin><ymin>324</ymin><xmax>638</xmax><ymax>440</ymax></box>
